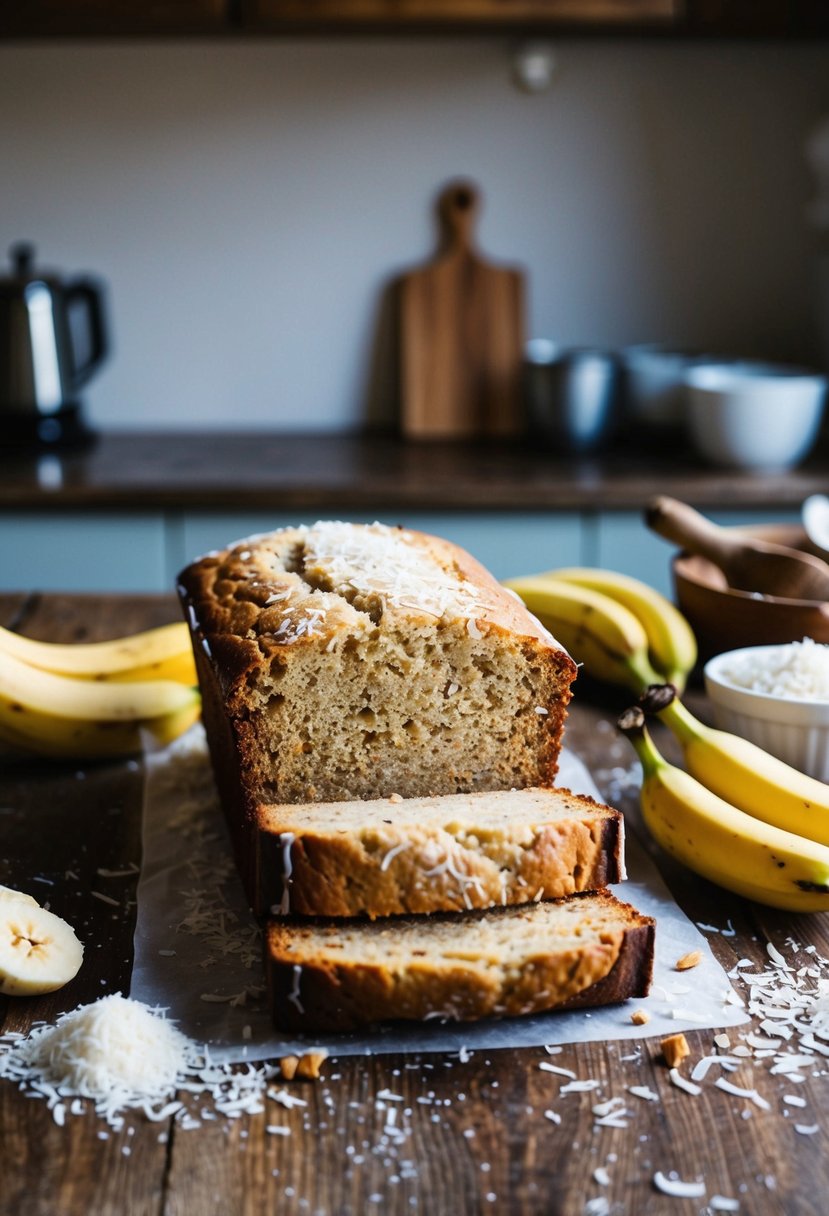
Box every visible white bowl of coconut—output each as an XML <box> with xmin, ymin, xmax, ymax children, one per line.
<box><xmin>704</xmin><ymin>638</ymin><xmax>829</xmax><ymax>782</ymax></box>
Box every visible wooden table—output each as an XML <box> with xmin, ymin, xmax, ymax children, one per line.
<box><xmin>2</xmin><ymin>593</ymin><xmax>828</xmax><ymax>1216</ymax></box>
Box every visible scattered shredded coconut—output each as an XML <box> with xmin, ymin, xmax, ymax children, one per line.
<box><xmin>669</xmin><ymin>1068</ymin><xmax>701</xmax><ymax>1097</ymax></box>
<box><xmin>710</xmin><ymin>1196</ymin><xmax>740</xmax><ymax>1212</ymax></box>
<box><xmin>538</xmin><ymin>1062</ymin><xmax>576</xmax><ymax>1078</ymax></box>
<box><xmin>628</xmin><ymin>1085</ymin><xmax>659</xmax><ymax>1102</ymax></box>
<box><xmin>653</xmin><ymin>1171</ymin><xmax>706</xmax><ymax>1199</ymax></box>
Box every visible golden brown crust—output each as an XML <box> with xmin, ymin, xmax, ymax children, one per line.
<box><xmin>265</xmin><ymin>891</ymin><xmax>654</xmax><ymax>1033</ymax></box>
<box><xmin>253</xmin><ymin>787</ymin><xmax>625</xmax><ymax>919</ymax></box>
<box><xmin>178</xmin><ymin>523</ymin><xmax>571</xmax><ymax>660</ymax></box>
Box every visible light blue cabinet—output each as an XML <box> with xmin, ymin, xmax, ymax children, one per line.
<box><xmin>0</xmin><ymin>506</ymin><xmax>804</xmax><ymax>595</ymax></box>
<box><xmin>0</xmin><ymin>512</ymin><xmax>168</xmax><ymax>593</ymax></box>
<box><xmin>177</xmin><ymin>510</ymin><xmax>582</xmax><ymax>584</ymax></box>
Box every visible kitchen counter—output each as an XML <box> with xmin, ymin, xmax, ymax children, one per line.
<box><xmin>1</xmin><ymin>429</ymin><xmax>828</xmax><ymax>512</ymax></box>
<box><xmin>3</xmin><ymin>593</ymin><xmax>829</xmax><ymax>1216</ymax></box>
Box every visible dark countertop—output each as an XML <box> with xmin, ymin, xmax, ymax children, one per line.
<box><xmin>1</xmin><ymin>430</ymin><xmax>827</xmax><ymax>512</ymax></box>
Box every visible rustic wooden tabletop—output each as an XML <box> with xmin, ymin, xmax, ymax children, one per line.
<box><xmin>1</xmin><ymin>593</ymin><xmax>828</xmax><ymax>1216</ymax></box>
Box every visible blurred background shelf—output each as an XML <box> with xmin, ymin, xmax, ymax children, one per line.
<box><xmin>0</xmin><ymin>429</ymin><xmax>812</xmax><ymax>593</ymax></box>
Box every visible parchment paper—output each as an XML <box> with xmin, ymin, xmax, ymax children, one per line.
<box><xmin>131</xmin><ymin>727</ymin><xmax>748</xmax><ymax>1062</ymax></box>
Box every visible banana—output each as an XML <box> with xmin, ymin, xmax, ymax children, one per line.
<box><xmin>0</xmin><ymin>897</ymin><xmax>84</xmax><ymax>996</ymax></box>
<box><xmin>618</xmin><ymin>706</ymin><xmax>829</xmax><ymax>913</ymax></box>
<box><xmin>0</xmin><ymin>693</ymin><xmax>201</xmax><ymax>760</ymax></box>
<box><xmin>0</xmin><ymin>620</ymin><xmax>195</xmax><ymax>685</ymax></box>
<box><xmin>0</xmin><ymin>644</ymin><xmax>197</xmax><ymax>722</ymax></box>
<box><xmin>504</xmin><ymin>575</ymin><xmax>663</xmax><ymax>692</ymax></box>
<box><xmin>640</xmin><ymin>684</ymin><xmax>829</xmax><ymax>848</ymax></box>
<box><xmin>0</xmin><ymin>886</ymin><xmax>39</xmax><ymax>908</ymax></box>
<box><xmin>543</xmin><ymin>567</ymin><xmax>697</xmax><ymax>692</ymax></box>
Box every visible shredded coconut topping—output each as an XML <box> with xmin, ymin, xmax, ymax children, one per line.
<box><xmin>295</xmin><ymin>521</ymin><xmax>490</xmax><ymax>625</ymax></box>
<box><xmin>716</xmin><ymin>637</ymin><xmax>829</xmax><ymax>701</ymax></box>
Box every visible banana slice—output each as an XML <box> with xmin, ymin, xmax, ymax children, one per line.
<box><xmin>0</xmin><ymin>885</ymin><xmax>39</xmax><ymax>908</ymax></box>
<box><xmin>0</xmin><ymin>901</ymin><xmax>84</xmax><ymax>996</ymax></box>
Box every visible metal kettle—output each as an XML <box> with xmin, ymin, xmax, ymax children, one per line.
<box><xmin>0</xmin><ymin>243</ymin><xmax>108</xmax><ymax>446</ymax></box>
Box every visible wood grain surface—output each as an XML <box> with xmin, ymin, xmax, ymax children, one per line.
<box><xmin>1</xmin><ymin>594</ymin><xmax>828</xmax><ymax>1216</ymax></box>
<box><xmin>400</xmin><ymin>181</ymin><xmax>525</xmax><ymax>440</ymax></box>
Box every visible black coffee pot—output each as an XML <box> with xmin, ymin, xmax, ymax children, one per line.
<box><xmin>0</xmin><ymin>243</ymin><xmax>108</xmax><ymax>447</ymax></box>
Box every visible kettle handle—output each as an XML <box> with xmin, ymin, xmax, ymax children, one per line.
<box><xmin>65</xmin><ymin>279</ymin><xmax>108</xmax><ymax>389</ymax></box>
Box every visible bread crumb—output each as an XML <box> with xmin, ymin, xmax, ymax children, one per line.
<box><xmin>661</xmin><ymin>1033</ymin><xmax>690</xmax><ymax>1068</ymax></box>
<box><xmin>295</xmin><ymin>1050</ymin><xmax>329</xmax><ymax>1080</ymax></box>
<box><xmin>675</xmin><ymin>951</ymin><xmax>703</xmax><ymax>971</ymax></box>
<box><xmin>630</xmin><ymin>1009</ymin><xmax>650</xmax><ymax>1026</ymax></box>
<box><xmin>278</xmin><ymin>1055</ymin><xmax>300</xmax><ymax>1080</ymax></box>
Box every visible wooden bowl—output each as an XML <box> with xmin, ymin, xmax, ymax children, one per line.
<box><xmin>672</xmin><ymin>524</ymin><xmax>829</xmax><ymax>661</ymax></box>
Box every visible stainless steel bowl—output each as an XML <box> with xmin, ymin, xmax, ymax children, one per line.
<box><xmin>523</xmin><ymin>341</ymin><xmax>619</xmax><ymax>454</ymax></box>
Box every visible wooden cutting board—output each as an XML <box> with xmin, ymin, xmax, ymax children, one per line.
<box><xmin>399</xmin><ymin>180</ymin><xmax>526</xmax><ymax>440</ymax></box>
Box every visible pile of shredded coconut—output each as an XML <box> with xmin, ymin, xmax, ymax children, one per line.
<box><xmin>0</xmin><ymin>993</ymin><xmax>305</xmax><ymax>1132</ymax></box>
<box><xmin>717</xmin><ymin>637</ymin><xmax>829</xmax><ymax>700</ymax></box>
<box><xmin>0</xmin><ymin>995</ymin><xmax>202</xmax><ymax>1127</ymax></box>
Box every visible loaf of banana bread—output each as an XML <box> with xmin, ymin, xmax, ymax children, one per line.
<box><xmin>177</xmin><ymin>521</ymin><xmax>579</xmax><ymax>902</ymax></box>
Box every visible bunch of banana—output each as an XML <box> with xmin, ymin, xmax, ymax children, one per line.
<box><xmin>0</xmin><ymin>884</ymin><xmax>84</xmax><ymax>995</ymax></box>
<box><xmin>503</xmin><ymin>567</ymin><xmax>697</xmax><ymax>693</ymax></box>
<box><xmin>618</xmin><ymin>707</ymin><xmax>829</xmax><ymax>913</ymax></box>
<box><xmin>640</xmin><ymin>682</ymin><xmax>829</xmax><ymax>848</ymax></box>
<box><xmin>0</xmin><ymin>621</ymin><xmax>200</xmax><ymax>760</ymax></box>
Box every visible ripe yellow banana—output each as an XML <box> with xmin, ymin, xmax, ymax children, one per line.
<box><xmin>0</xmin><ymin>620</ymin><xmax>196</xmax><ymax>685</ymax></box>
<box><xmin>0</xmin><ymin>693</ymin><xmax>201</xmax><ymax>760</ymax></box>
<box><xmin>0</xmin><ymin>644</ymin><xmax>197</xmax><ymax>722</ymax></box>
<box><xmin>0</xmin><ymin>886</ymin><xmax>38</xmax><ymax>908</ymax></box>
<box><xmin>543</xmin><ymin>567</ymin><xmax>697</xmax><ymax>692</ymax></box>
<box><xmin>618</xmin><ymin>707</ymin><xmax>829</xmax><ymax>913</ymax></box>
<box><xmin>0</xmin><ymin>893</ymin><xmax>84</xmax><ymax>996</ymax></box>
<box><xmin>640</xmin><ymin>684</ymin><xmax>829</xmax><ymax>848</ymax></box>
<box><xmin>503</xmin><ymin>575</ymin><xmax>663</xmax><ymax>692</ymax></box>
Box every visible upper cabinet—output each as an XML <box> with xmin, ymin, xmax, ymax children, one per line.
<box><xmin>241</xmin><ymin>0</ymin><xmax>678</xmax><ymax>31</ymax></box>
<box><xmin>1</xmin><ymin>0</ymin><xmax>827</xmax><ymax>36</ymax></box>
<box><xmin>0</xmin><ymin>1</ymin><xmax>229</xmax><ymax>37</ymax></box>
<box><xmin>686</xmin><ymin>0</ymin><xmax>829</xmax><ymax>34</ymax></box>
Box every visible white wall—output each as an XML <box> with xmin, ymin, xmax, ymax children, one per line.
<box><xmin>1</xmin><ymin>37</ymin><xmax>827</xmax><ymax>432</ymax></box>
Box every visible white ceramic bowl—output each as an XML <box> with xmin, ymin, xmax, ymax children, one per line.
<box><xmin>685</xmin><ymin>361</ymin><xmax>827</xmax><ymax>472</ymax></box>
<box><xmin>704</xmin><ymin>644</ymin><xmax>829</xmax><ymax>781</ymax></box>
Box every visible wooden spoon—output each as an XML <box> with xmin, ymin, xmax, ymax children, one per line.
<box><xmin>645</xmin><ymin>495</ymin><xmax>829</xmax><ymax>601</ymax></box>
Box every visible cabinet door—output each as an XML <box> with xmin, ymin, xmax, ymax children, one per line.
<box><xmin>243</xmin><ymin>0</ymin><xmax>679</xmax><ymax>30</ymax></box>
<box><xmin>0</xmin><ymin>513</ymin><xmax>168</xmax><ymax>593</ymax></box>
<box><xmin>686</xmin><ymin>0</ymin><xmax>829</xmax><ymax>35</ymax></box>
<box><xmin>178</xmin><ymin>510</ymin><xmax>582</xmax><ymax>583</ymax></box>
<box><xmin>0</xmin><ymin>1</ymin><xmax>229</xmax><ymax>37</ymax></box>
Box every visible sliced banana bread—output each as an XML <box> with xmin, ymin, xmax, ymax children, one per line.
<box><xmin>256</xmin><ymin>786</ymin><xmax>625</xmax><ymax>919</ymax></box>
<box><xmin>177</xmin><ymin>521</ymin><xmax>578</xmax><ymax>897</ymax></box>
<box><xmin>265</xmin><ymin>890</ymin><xmax>654</xmax><ymax>1032</ymax></box>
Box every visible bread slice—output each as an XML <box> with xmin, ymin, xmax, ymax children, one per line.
<box><xmin>255</xmin><ymin>786</ymin><xmax>625</xmax><ymax>919</ymax></box>
<box><xmin>177</xmin><ymin>521</ymin><xmax>578</xmax><ymax>897</ymax></box>
<box><xmin>265</xmin><ymin>890</ymin><xmax>654</xmax><ymax>1032</ymax></box>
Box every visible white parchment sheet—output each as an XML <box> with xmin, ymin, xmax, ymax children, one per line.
<box><xmin>131</xmin><ymin>727</ymin><xmax>748</xmax><ymax>1062</ymax></box>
